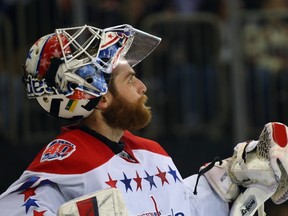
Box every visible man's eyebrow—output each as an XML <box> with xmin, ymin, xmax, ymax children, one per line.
<box><xmin>113</xmin><ymin>68</ymin><xmax>135</xmax><ymax>80</ymax></box>
<box><xmin>124</xmin><ymin>70</ymin><xmax>136</xmax><ymax>78</ymax></box>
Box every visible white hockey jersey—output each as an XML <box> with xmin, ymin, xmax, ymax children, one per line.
<box><xmin>0</xmin><ymin>126</ymin><xmax>229</xmax><ymax>215</ymax></box>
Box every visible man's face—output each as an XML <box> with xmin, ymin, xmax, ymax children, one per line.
<box><xmin>102</xmin><ymin>61</ymin><xmax>151</xmax><ymax>130</ymax></box>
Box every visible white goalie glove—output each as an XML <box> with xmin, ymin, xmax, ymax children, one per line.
<box><xmin>201</xmin><ymin>122</ymin><xmax>288</xmax><ymax>216</ymax></box>
<box><xmin>57</xmin><ymin>188</ymin><xmax>128</xmax><ymax>216</ymax></box>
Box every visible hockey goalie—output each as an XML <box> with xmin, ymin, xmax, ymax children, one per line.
<box><xmin>0</xmin><ymin>23</ymin><xmax>288</xmax><ymax>216</ymax></box>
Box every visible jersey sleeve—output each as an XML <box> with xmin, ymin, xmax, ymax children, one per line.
<box><xmin>0</xmin><ymin>175</ymin><xmax>66</xmax><ymax>215</ymax></box>
<box><xmin>0</xmin><ymin>153</ymin><xmax>88</xmax><ymax>216</ymax></box>
<box><xmin>183</xmin><ymin>174</ymin><xmax>229</xmax><ymax>216</ymax></box>
<box><xmin>0</xmin><ymin>129</ymin><xmax>110</xmax><ymax>216</ymax></box>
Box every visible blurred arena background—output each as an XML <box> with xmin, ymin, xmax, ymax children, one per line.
<box><xmin>1</xmin><ymin>0</ymin><xmax>288</xmax><ymax>214</ymax></box>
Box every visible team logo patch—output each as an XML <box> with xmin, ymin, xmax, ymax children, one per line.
<box><xmin>41</xmin><ymin>139</ymin><xmax>76</xmax><ymax>162</ymax></box>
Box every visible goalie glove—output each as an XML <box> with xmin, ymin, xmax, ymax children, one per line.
<box><xmin>195</xmin><ymin>141</ymin><xmax>260</xmax><ymax>203</ymax></box>
<box><xmin>261</xmin><ymin>122</ymin><xmax>288</xmax><ymax>204</ymax></box>
<box><xmin>196</xmin><ymin>157</ymin><xmax>240</xmax><ymax>202</ymax></box>
<box><xmin>228</xmin><ymin>139</ymin><xmax>278</xmax><ymax>216</ymax></box>
<box><xmin>57</xmin><ymin>188</ymin><xmax>128</xmax><ymax>216</ymax></box>
<box><xmin>198</xmin><ymin>122</ymin><xmax>288</xmax><ymax>216</ymax></box>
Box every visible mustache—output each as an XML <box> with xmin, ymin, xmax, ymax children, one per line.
<box><xmin>140</xmin><ymin>94</ymin><xmax>149</xmax><ymax>103</ymax></box>
<box><xmin>140</xmin><ymin>95</ymin><xmax>150</xmax><ymax>108</ymax></box>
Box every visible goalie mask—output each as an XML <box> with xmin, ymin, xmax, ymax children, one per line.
<box><xmin>23</xmin><ymin>24</ymin><xmax>161</xmax><ymax>120</ymax></box>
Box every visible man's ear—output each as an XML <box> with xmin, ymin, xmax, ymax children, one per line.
<box><xmin>97</xmin><ymin>92</ymin><xmax>112</xmax><ymax>109</ymax></box>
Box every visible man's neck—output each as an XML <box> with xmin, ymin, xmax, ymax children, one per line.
<box><xmin>81</xmin><ymin>112</ymin><xmax>124</xmax><ymax>143</ymax></box>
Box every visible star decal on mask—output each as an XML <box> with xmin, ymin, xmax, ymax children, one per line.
<box><xmin>51</xmin><ymin>48</ymin><xmax>62</xmax><ymax>58</ymax></box>
<box><xmin>23</xmin><ymin>198</ymin><xmax>39</xmax><ymax>213</ymax></box>
<box><xmin>120</xmin><ymin>173</ymin><xmax>132</xmax><ymax>192</ymax></box>
<box><xmin>27</xmin><ymin>49</ymin><xmax>33</xmax><ymax>59</ymax></box>
<box><xmin>144</xmin><ymin>171</ymin><xmax>157</xmax><ymax>190</ymax></box>
<box><xmin>168</xmin><ymin>165</ymin><xmax>181</xmax><ymax>182</ymax></box>
<box><xmin>155</xmin><ymin>167</ymin><xmax>169</xmax><ymax>186</ymax></box>
<box><xmin>105</xmin><ymin>173</ymin><xmax>118</xmax><ymax>188</ymax></box>
<box><xmin>133</xmin><ymin>171</ymin><xmax>142</xmax><ymax>191</ymax></box>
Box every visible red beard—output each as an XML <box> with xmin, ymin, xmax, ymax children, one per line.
<box><xmin>102</xmin><ymin>94</ymin><xmax>152</xmax><ymax>131</ymax></box>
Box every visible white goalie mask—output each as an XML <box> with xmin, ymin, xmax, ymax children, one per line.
<box><xmin>23</xmin><ymin>24</ymin><xmax>161</xmax><ymax>120</ymax></box>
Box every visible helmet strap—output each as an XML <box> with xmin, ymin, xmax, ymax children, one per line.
<box><xmin>82</xmin><ymin>97</ymin><xmax>102</xmax><ymax>111</ymax></box>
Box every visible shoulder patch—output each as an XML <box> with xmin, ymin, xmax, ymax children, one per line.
<box><xmin>41</xmin><ymin>139</ymin><xmax>76</xmax><ymax>162</ymax></box>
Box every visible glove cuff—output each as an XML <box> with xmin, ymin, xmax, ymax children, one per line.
<box><xmin>199</xmin><ymin>158</ymin><xmax>240</xmax><ymax>202</ymax></box>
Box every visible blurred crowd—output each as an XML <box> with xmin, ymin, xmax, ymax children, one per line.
<box><xmin>1</xmin><ymin>0</ymin><xmax>283</xmax><ymax>40</ymax></box>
